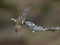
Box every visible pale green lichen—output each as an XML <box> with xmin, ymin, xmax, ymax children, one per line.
<box><xmin>25</xmin><ymin>21</ymin><xmax>60</xmax><ymax>33</ymax></box>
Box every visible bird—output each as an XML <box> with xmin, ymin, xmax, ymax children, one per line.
<box><xmin>11</xmin><ymin>6</ymin><xmax>32</xmax><ymax>33</ymax></box>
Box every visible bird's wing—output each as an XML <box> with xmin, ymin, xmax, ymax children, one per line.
<box><xmin>20</xmin><ymin>6</ymin><xmax>31</xmax><ymax>18</ymax></box>
<box><xmin>20</xmin><ymin>6</ymin><xmax>32</xmax><ymax>24</ymax></box>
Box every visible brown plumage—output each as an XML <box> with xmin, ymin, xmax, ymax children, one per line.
<box><xmin>14</xmin><ymin>7</ymin><xmax>31</xmax><ymax>33</ymax></box>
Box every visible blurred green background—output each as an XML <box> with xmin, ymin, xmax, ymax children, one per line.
<box><xmin>0</xmin><ymin>0</ymin><xmax>60</xmax><ymax>45</ymax></box>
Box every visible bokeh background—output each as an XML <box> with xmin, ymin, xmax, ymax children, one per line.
<box><xmin>0</xmin><ymin>0</ymin><xmax>60</xmax><ymax>45</ymax></box>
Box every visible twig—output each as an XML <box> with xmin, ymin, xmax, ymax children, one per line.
<box><xmin>25</xmin><ymin>21</ymin><xmax>60</xmax><ymax>33</ymax></box>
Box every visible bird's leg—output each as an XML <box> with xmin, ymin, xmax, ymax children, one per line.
<box><xmin>15</xmin><ymin>25</ymin><xmax>22</xmax><ymax>33</ymax></box>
